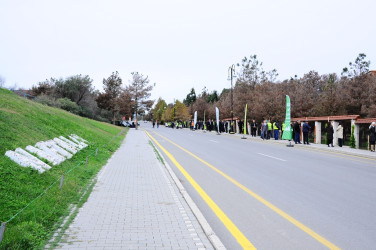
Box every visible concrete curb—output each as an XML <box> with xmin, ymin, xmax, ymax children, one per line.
<box><xmin>148</xmin><ymin>134</ymin><xmax>226</xmax><ymax>250</ymax></box>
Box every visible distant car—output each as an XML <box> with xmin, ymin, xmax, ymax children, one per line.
<box><xmin>122</xmin><ymin>121</ymin><xmax>132</xmax><ymax>127</ymax></box>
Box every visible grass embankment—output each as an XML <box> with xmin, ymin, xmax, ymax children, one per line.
<box><xmin>0</xmin><ymin>88</ymin><xmax>127</xmax><ymax>249</ymax></box>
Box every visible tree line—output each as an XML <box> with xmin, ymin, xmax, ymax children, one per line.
<box><xmin>27</xmin><ymin>71</ymin><xmax>154</xmax><ymax>124</ymax></box>
<box><xmin>153</xmin><ymin>53</ymin><xmax>376</xmax><ymax>124</ymax></box>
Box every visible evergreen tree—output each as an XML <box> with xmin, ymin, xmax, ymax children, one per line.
<box><xmin>350</xmin><ymin>124</ymin><xmax>356</xmax><ymax>148</ymax></box>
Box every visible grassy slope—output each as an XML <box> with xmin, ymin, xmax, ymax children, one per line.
<box><xmin>0</xmin><ymin>88</ymin><xmax>127</xmax><ymax>249</ymax></box>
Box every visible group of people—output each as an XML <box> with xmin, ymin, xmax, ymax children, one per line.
<box><xmin>152</xmin><ymin>120</ymin><xmax>159</xmax><ymax>128</ymax></box>
<box><xmin>151</xmin><ymin>119</ymin><xmax>376</xmax><ymax>151</ymax></box>
<box><xmin>260</xmin><ymin>120</ymin><xmax>282</xmax><ymax>140</ymax></box>
<box><xmin>293</xmin><ymin>120</ymin><xmax>345</xmax><ymax>147</ymax></box>
<box><xmin>293</xmin><ymin>120</ymin><xmax>311</xmax><ymax>145</ymax></box>
<box><xmin>324</xmin><ymin>122</ymin><xmax>342</xmax><ymax>147</ymax></box>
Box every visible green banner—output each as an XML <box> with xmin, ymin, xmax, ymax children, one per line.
<box><xmin>244</xmin><ymin>104</ymin><xmax>247</xmax><ymax>135</ymax></box>
<box><xmin>282</xmin><ymin>95</ymin><xmax>293</xmax><ymax>140</ymax></box>
<box><xmin>204</xmin><ymin>110</ymin><xmax>207</xmax><ymax>130</ymax></box>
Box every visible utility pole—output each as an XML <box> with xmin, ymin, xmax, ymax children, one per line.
<box><xmin>228</xmin><ymin>64</ymin><xmax>236</xmax><ymax>134</ymax></box>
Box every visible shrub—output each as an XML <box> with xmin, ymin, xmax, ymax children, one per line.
<box><xmin>78</xmin><ymin>106</ymin><xmax>94</xmax><ymax>118</ymax></box>
<box><xmin>350</xmin><ymin>124</ymin><xmax>356</xmax><ymax>148</ymax></box>
<box><xmin>35</xmin><ymin>94</ymin><xmax>56</xmax><ymax>107</ymax></box>
<box><xmin>55</xmin><ymin>98</ymin><xmax>80</xmax><ymax>114</ymax></box>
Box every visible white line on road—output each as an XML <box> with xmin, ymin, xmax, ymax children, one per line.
<box><xmin>209</xmin><ymin>140</ymin><xmax>219</xmax><ymax>143</ymax></box>
<box><xmin>257</xmin><ymin>153</ymin><xmax>287</xmax><ymax>162</ymax></box>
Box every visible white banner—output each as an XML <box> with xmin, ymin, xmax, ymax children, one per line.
<box><xmin>194</xmin><ymin>111</ymin><xmax>197</xmax><ymax>129</ymax></box>
<box><xmin>216</xmin><ymin>107</ymin><xmax>220</xmax><ymax>133</ymax></box>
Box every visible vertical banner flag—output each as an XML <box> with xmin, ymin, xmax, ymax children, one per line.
<box><xmin>204</xmin><ymin>110</ymin><xmax>207</xmax><ymax>130</ymax></box>
<box><xmin>194</xmin><ymin>111</ymin><xmax>197</xmax><ymax>129</ymax></box>
<box><xmin>282</xmin><ymin>95</ymin><xmax>293</xmax><ymax>140</ymax></box>
<box><xmin>216</xmin><ymin>107</ymin><xmax>220</xmax><ymax>133</ymax></box>
<box><xmin>244</xmin><ymin>104</ymin><xmax>248</xmax><ymax>135</ymax></box>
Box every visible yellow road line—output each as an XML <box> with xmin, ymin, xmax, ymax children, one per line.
<box><xmin>152</xmin><ymin>130</ymin><xmax>341</xmax><ymax>250</ymax></box>
<box><xmin>145</xmin><ymin>131</ymin><xmax>256</xmax><ymax>249</ymax></box>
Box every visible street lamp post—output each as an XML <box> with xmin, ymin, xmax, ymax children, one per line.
<box><xmin>228</xmin><ymin>64</ymin><xmax>236</xmax><ymax>134</ymax></box>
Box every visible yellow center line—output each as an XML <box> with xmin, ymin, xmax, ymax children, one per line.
<box><xmin>151</xmin><ymin>130</ymin><xmax>341</xmax><ymax>250</ymax></box>
<box><xmin>145</xmin><ymin>130</ymin><xmax>256</xmax><ymax>249</ymax></box>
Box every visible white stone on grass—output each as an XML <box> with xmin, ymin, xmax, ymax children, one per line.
<box><xmin>35</xmin><ymin>142</ymin><xmax>66</xmax><ymax>163</ymax></box>
<box><xmin>71</xmin><ymin>134</ymin><xmax>88</xmax><ymax>143</ymax></box>
<box><xmin>25</xmin><ymin>145</ymin><xmax>60</xmax><ymax>165</ymax></box>
<box><xmin>59</xmin><ymin>136</ymin><xmax>80</xmax><ymax>150</ymax></box>
<box><xmin>5</xmin><ymin>151</ymin><xmax>45</xmax><ymax>173</ymax></box>
<box><xmin>68</xmin><ymin>136</ymin><xmax>81</xmax><ymax>145</ymax></box>
<box><xmin>45</xmin><ymin>140</ymin><xmax>73</xmax><ymax>159</ymax></box>
<box><xmin>68</xmin><ymin>136</ymin><xmax>88</xmax><ymax>149</ymax></box>
<box><xmin>15</xmin><ymin>148</ymin><xmax>51</xmax><ymax>170</ymax></box>
<box><xmin>53</xmin><ymin>138</ymin><xmax>77</xmax><ymax>154</ymax></box>
<box><xmin>6</xmin><ymin>135</ymin><xmax>88</xmax><ymax>173</ymax></box>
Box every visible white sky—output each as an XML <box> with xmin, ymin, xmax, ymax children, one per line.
<box><xmin>1</xmin><ymin>0</ymin><xmax>375</xmax><ymax>104</ymax></box>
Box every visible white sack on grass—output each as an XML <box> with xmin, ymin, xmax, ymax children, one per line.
<box><xmin>5</xmin><ymin>151</ymin><xmax>45</xmax><ymax>173</ymax></box>
<box><xmin>15</xmin><ymin>148</ymin><xmax>51</xmax><ymax>170</ymax></box>
<box><xmin>71</xmin><ymin>134</ymin><xmax>88</xmax><ymax>143</ymax></box>
<box><xmin>35</xmin><ymin>142</ymin><xmax>66</xmax><ymax>163</ymax></box>
<box><xmin>67</xmin><ymin>136</ymin><xmax>80</xmax><ymax>144</ymax></box>
<box><xmin>68</xmin><ymin>136</ymin><xmax>88</xmax><ymax>149</ymax></box>
<box><xmin>45</xmin><ymin>140</ymin><xmax>73</xmax><ymax>159</ymax></box>
<box><xmin>25</xmin><ymin>145</ymin><xmax>60</xmax><ymax>165</ymax></box>
<box><xmin>53</xmin><ymin>138</ymin><xmax>77</xmax><ymax>154</ymax></box>
<box><xmin>59</xmin><ymin>136</ymin><xmax>80</xmax><ymax>150</ymax></box>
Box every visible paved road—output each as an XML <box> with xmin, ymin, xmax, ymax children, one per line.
<box><xmin>53</xmin><ymin>129</ymin><xmax>214</xmax><ymax>249</ymax></box>
<box><xmin>144</xmin><ymin>124</ymin><xmax>376</xmax><ymax>249</ymax></box>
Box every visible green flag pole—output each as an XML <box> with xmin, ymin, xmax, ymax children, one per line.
<box><xmin>203</xmin><ymin>110</ymin><xmax>207</xmax><ymax>132</ymax></box>
<box><xmin>282</xmin><ymin>95</ymin><xmax>294</xmax><ymax>146</ymax></box>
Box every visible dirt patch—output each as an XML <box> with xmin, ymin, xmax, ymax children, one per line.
<box><xmin>0</xmin><ymin>108</ymin><xmax>19</xmax><ymax>114</ymax></box>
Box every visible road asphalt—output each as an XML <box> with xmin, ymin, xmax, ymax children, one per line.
<box><xmin>144</xmin><ymin>124</ymin><xmax>376</xmax><ymax>250</ymax></box>
<box><xmin>50</xmin><ymin>123</ymin><xmax>376</xmax><ymax>250</ymax></box>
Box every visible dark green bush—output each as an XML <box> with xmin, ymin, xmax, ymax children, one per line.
<box><xmin>56</xmin><ymin>98</ymin><xmax>80</xmax><ymax>114</ymax></box>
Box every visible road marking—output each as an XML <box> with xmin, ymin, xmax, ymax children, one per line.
<box><xmin>257</xmin><ymin>153</ymin><xmax>287</xmax><ymax>162</ymax></box>
<box><xmin>209</xmin><ymin>140</ymin><xmax>219</xmax><ymax>143</ymax></box>
<box><xmin>152</xmin><ymin>131</ymin><xmax>340</xmax><ymax>250</ymax></box>
<box><xmin>145</xmin><ymin>131</ymin><xmax>256</xmax><ymax>249</ymax></box>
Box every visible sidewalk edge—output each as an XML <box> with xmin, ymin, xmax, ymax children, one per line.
<box><xmin>148</xmin><ymin>137</ymin><xmax>226</xmax><ymax>250</ymax></box>
<box><xmin>222</xmin><ymin>132</ymin><xmax>376</xmax><ymax>160</ymax></box>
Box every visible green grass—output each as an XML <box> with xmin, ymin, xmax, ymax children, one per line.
<box><xmin>149</xmin><ymin>140</ymin><xmax>165</xmax><ymax>165</ymax></box>
<box><xmin>0</xmin><ymin>88</ymin><xmax>128</xmax><ymax>249</ymax></box>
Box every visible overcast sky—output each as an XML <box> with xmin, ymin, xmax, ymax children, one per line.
<box><xmin>1</xmin><ymin>0</ymin><xmax>375</xmax><ymax>104</ymax></box>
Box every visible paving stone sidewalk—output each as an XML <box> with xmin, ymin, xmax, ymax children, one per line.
<box><xmin>54</xmin><ymin>129</ymin><xmax>214</xmax><ymax>250</ymax></box>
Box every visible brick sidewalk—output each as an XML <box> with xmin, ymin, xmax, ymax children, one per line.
<box><xmin>54</xmin><ymin>129</ymin><xmax>214</xmax><ymax>250</ymax></box>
